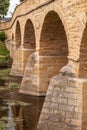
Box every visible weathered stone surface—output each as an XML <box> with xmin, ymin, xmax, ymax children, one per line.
<box><xmin>0</xmin><ymin>0</ymin><xmax>87</xmax><ymax>95</ymax></box>
<box><xmin>37</xmin><ymin>65</ymin><xmax>87</xmax><ymax>130</ymax></box>
<box><xmin>0</xmin><ymin>1</ymin><xmax>87</xmax><ymax>129</ymax></box>
<box><xmin>10</xmin><ymin>46</ymin><xmax>24</xmax><ymax>76</ymax></box>
<box><xmin>19</xmin><ymin>52</ymin><xmax>42</xmax><ymax>96</ymax></box>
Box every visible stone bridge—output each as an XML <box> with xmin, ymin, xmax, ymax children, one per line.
<box><xmin>0</xmin><ymin>0</ymin><xmax>87</xmax><ymax>130</ymax></box>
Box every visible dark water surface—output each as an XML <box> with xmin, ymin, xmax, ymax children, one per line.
<box><xmin>0</xmin><ymin>71</ymin><xmax>44</xmax><ymax>130</ymax></box>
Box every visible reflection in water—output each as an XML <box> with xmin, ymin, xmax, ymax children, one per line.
<box><xmin>6</xmin><ymin>103</ymin><xmax>15</xmax><ymax>130</ymax></box>
<box><xmin>0</xmin><ymin>70</ymin><xmax>44</xmax><ymax>130</ymax></box>
<box><xmin>0</xmin><ymin>91</ymin><xmax>44</xmax><ymax>130</ymax></box>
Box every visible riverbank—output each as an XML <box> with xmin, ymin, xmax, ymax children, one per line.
<box><xmin>0</xmin><ymin>41</ymin><xmax>11</xmax><ymax>68</ymax></box>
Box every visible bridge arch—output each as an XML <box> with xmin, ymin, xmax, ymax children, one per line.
<box><xmin>39</xmin><ymin>10</ymin><xmax>68</xmax><ymax>90</ymax></box>
<box><xmin>40</xmin><ymin>11</ymin><xmax>68</xmax><ymax>56</ymax></box>
<box><xmin>15</xmin><ymin>20</ymin><xmax>21</xmax><ymax>49</ymax></box>
<box><xmin>79</xmin><ymin>22</ymin><xmax>87</xmax><ymax>78</ymax></box>
<box><xmin>22</xmin><ymin>19</ymin><xmax>36</xmax><ymax>70</ymax></box>
<box><xmin>23</xmin><ymin>19</ymin><xmax>36</xmax><ymax>49</ymax></box>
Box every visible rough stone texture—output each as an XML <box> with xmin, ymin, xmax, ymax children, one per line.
<box><xmin>37</xmin><ymin>65</ymin><xmax>87</xmax><ymax>130</ymax></box>
<box><xmin>1</xmin><ymin>0</ymin><xmax>86</xmax><ymax>95</ymax></box>
<box><xmin>0</xmin><ymin>0</ymin><xmax>87</xmax><ymax>129</ymax></box>
<box><xmin>0</xmin><ymin>0</ymin><xmax>87</xmax><ymax>95</ymax></box>
<box><xmin>19</xmin><ymin>52</ymin><xmax>41</xmax><ymax>96</ymax></box>
<box><xmin>20</xmin><ymin>53</ymin><xmax>68</xmax><ymax>95</ymax></box>
<box><xmin>10</xmin><ymin>46</ymin><xmax>24</xmax><ymax>76</ymax></box>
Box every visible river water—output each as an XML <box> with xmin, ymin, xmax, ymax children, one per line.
<box><xmin>0</xmin><ymin>68</ymin><xmax>44</xmax><ymax>130</ymax></box>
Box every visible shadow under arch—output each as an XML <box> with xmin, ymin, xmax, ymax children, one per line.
<box><xmin>79</xmin><ymin>22</ymin><xmax>87</xmax><ymax>78</ymax></box>
<box><xmin>39</xmin><ymin>10</ymin><xmax>68</xmax><ymax>92</ymax></box>
<box><xmin>23</xmin><ymin>19</ymin><xmax>36</xmax><ymax>49</ymax></box>
<box><xmin>15</xmin><ymin>20</ymin><xmax>21</xmax><ymax>49</ymax></box>
<box><xmin>22</xmin><ymin>19</ymin><xmax>36</xmax><ymax>71</ymax></box>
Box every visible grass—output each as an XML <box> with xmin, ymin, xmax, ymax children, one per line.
<box><xmin>0</xmin><ymin>41</ymin><xmax>10</xmax><ymax>65</ymax></box>
<box><xmin>9</xmin><ymin>82</ymin><xmax>19</xmax><ymax>90</ymax></box>
<box><xmin>0</xmin><ymin>57</ymin><xmax>7</xmax><ymax>63</ymax></box>
<box><xmin>0</xmin><ymin>41</ymin><xmax>9</xmax><ymax>56</ymax></box>
<box><xmin>0</xmin><ymin>68</ymin><xmax>20</xmax><ymax>92</ymax></box>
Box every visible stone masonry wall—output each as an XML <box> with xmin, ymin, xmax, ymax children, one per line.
<box><xmin>19</xmin><ymin>52</ymin><xmax>41</xmax><ymax>96</ymax></box>
<box><xmin>5</xmin><ymin>0</ymin><xmax>87</xmax><ymax>78</ymax></box>
<box><xmin>0</xmin><ymin>0</ymin><xmax>87</xmax><ymax>77</ymax></box>
<box><xmin>0</xmin><ymin>1</ymin><xmax>87</xmax><ymax>129</ymax></box>
<box><xmin>39</xmin><ymin>56</ymin><xmax>68</xmax><ymax>93</ymax></box>
<box><xmin>3</xmin><ymin>0</ymin><xmax>87</xmax><ymax>96</ymax></box>
<box><xmin>10</xmin><ymin>47</ymin><xmax>24</xmax><ymax>76</ymax></box>
<box><xmin>37</xmin><ymin>65</ymin><xmax>87</xmax><ymax>130</ymax></box>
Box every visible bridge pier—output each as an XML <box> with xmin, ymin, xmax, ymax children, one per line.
<box><xmin>19</xmin><ymin>50</ymin><xmax>68</xmax><ymax>96</ymax></box>
<box><xmin>10</xmin><ymin>46</ymin><xmax>35</xmax><ymax>77</ymax></box>
<box><xmin>19</xmin><ymin>51</ymin><xmax>41</xmax><ymax>96</ymax></box>
<box><xmin>10</xmin><ymin>46</ymin><xmax>24</xmax><ymax>76</ymax></box>
<box><xmin>37</xmin><ymin>64</ymin><xmax>87</xmax><ymax>130</ymax></box>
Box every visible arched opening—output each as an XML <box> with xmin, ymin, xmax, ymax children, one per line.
<box><xmin>22</xmin><ymin>19</ymin><xmax>36</xmax><ymax>70</ymax></box>
<box><xmin>15</xmin><ymin>21</ymin><xmax>21</xmax><ymax>49</ymax></box>
<box><xmin>39</xmin><ymin>11</ymin><xmax>68</xmax><ymax>91</ymax></box>
<box><xmin>23</xmin><ymin>19</ymin><xmax>36</xmax><ymax>49</ymax></box>
<box><xmin>79</xmin><ymin>23</ymin><xmax>87</xmax><ymax>78</ymax></box>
